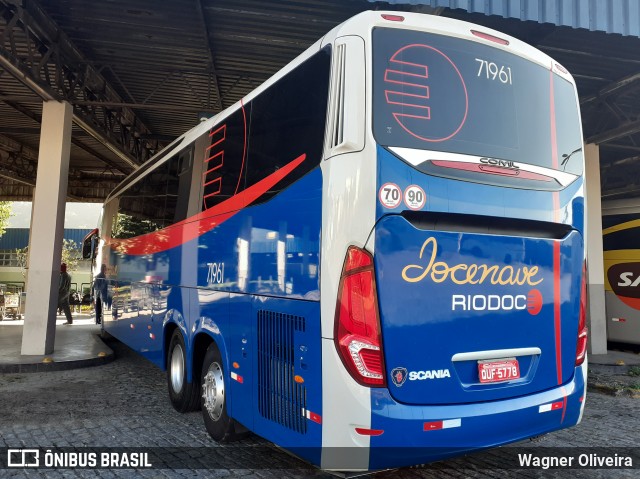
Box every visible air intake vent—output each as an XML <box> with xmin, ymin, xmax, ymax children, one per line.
<box><xmin>329</xmin><ymin>42</ymin><xmax>346</xmax><ymax>149</ymax></box>
<box><xmin>257</xmin><ymin>310</ymin><xmax>307</xmax><ymax>434</ymax></box>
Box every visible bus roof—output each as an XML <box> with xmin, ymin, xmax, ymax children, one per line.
<box><xmin>107</xmin><ymin>10</ymin><xmax>573</xmax><ymax>203</ymax></box>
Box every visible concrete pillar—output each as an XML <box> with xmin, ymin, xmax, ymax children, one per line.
<box><xmin>584</xmin><ymin>143</ymin><xmax>607</xmax><ymax>355</ymax></box>
<box><xmin>21</xmin><ymin>101</ymin><xmax>73</xmax><ymax>355</ymax></box>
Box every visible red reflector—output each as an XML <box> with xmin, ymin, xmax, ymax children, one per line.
<box><xmin>423</xmin><ymin>421</ymin><xmax>443</xmax><ymax>431</ymax></box>
<box><xmin>381</xmin><ymin>14</ymin><xmax>404</xmax><ymax>22</ymax></box>
<box><xmin>359</xmin><ymin>348</ymin><xmax>384</xmax><ymax>376</ymax></box>
<box><xmin>355</xmin><ymin>427</ymin><xmax>384</xmax><ymax>436</ymax></box>
<box><xmin>471</xmin><ymin>29</ymin><xmax>509</xmax><ymax>45</ymax></box>
<box><xmin>308</xmin><ymin>411</ymin><xmax>322</xmax><ymax>424</ymax></box>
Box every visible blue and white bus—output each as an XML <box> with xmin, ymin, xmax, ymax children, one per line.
<box><xmin>85</xmin><ymin>11</ymin><xmax>588</xmax><ymax>471</ymax></box>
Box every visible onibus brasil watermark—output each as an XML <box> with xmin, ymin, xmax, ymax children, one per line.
<box><xmin>6</xmin><ymin>449</ymin><xmax>151</xmax><ymax>469</ymax></box>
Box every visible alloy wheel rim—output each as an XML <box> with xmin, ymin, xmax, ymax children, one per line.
<box><xmin>202</xmin><ymin>361</ymin><xmax>224</xmax><ymax>421</ymax></box>
<box><xmin>170</xmin><ymin>343</ymin><xmax>185</xmax><ymax>393</ymax></box>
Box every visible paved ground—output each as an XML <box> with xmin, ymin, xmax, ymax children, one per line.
<box><xmin>0</xmin><ymin>339</ymin><xmax>637</xmax><ymax>478</ymax></box>
<box><xmin>0</xmin><ymin>316</ymin><xmax>113</xmax><ymax>373</ymax></box>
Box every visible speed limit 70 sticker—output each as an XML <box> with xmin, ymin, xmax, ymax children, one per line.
<box><xmin>404</xmin><ymin>185</ymin><xmax>426</xmax><ymax>210</ymax></box>
<box><xmin>379</xmin><ymin>183</ymin><xmax>402</xmax><ymax>209</ymax></box>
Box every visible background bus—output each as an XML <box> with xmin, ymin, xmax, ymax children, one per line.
<box><xmin>602</xmin><ymin>201</ymin><xmax>640</xmax><ymax>345</ymax></box>
<box><xmin>85</xmin><ymin>11</ymin><xmax>588</xmax><ymax>471</ymax></box>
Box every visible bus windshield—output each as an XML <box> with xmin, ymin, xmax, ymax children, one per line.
<box><xmin>372</xmin><ymin>27</ymin><xmax>584</xmax><ymax>177</ymax></box>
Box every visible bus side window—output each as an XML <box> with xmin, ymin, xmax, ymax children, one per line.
<box><xmin>201</xmin><ymin>106</ymin><xmax>249</xmax><ymax>212</ymax></box>
<box><xmin>244</xmin><ymin>47</ymin><xmax>331</xmax><ymax>205</ymax></box>
<box><xmin>167</xmin><ymin>146</ymin><xmax>194</xmax><ymax>223</ymax></box>
<box><xmin>112</xmin><ymin>145</ymin><xmax>194</xmax><ymax>239</ymax></box>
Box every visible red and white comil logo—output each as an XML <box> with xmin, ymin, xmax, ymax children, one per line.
<box><xmin>384</xmin><ymin>44</ymin><xmax>468</xmax><ymax>142</ymax></box>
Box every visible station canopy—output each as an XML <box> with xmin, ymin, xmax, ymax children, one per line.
<box><xmin>1</xmin><ymin>0</ymin><xmax>640</xmax><ymax>202</ymax></box>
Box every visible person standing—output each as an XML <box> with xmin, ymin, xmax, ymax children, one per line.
<box><xmin>92</xmin><ymin>263</ymin><xmax>108</xmax><ymax>325</ymax></box>
<box><xmin>59</xmin><ymin>263</ymin><xmax>73</xmax><ymax>325</ymax></box>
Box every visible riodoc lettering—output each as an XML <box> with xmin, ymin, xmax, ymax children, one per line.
<box><xmin>452</xmin><ymin>294</ymin><xmax>527</xmax><ymax>311</ymax></box>
<box><xmin>402</xmin><ymin>237</ymin><xmax>543</xmax><ymax>286</ymax></box>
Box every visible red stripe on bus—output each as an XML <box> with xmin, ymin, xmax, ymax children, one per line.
<box><xmin>209</xmin><ymin>124</ymin><xmax>226</xmax><ymax>139</ymax></box>
<box><xmin>553</xmin><ymin>240</ymin><xmax>562</xmax><ymax>385</ymax></box>
<box><xmin>550</xmin><ymin>69</ymin><xmax>563</xmax><ymax>386</ymax></box>
<box><xmin>108</xmin><ymin>153</ymin><xmax>307</xmax><ymax>255</ymax></box>
<box><xmin>205</xmin><ymin>150</ymin><xmax>224</xmax><ymax>166</ymax></box>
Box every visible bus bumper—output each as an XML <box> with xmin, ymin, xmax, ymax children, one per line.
<box><xmin>363</xmin><ymin>360</ymin><xmax>587</xmax><ymax>470</ymax></box>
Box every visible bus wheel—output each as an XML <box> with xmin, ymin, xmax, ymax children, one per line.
<box><xmin>167</xmin><ymin>329</ymin><xmax>200</xmax><ymax>412</ymax></box>
<box><xmin>201</xmin><ymin>343</ymin><xmax>236</xmax><ymax>442</ymax></box>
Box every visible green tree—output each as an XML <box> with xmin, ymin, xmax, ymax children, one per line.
<box><xmin>0</xmin><ymin>201</ymin><xmax>13</xmax><ymax>237</ymax></box>
<box><xmin>16</xmin><ymin>239</ymin><xmax>82</xmax><ymax>278</ymax></box>
<box><xmin>112</xmin><ymin>212</ymin><xmax>159</xmax><ymax>239</ymax></box>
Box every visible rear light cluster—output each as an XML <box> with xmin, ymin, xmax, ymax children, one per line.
<box><xmin>576</xmin><ymin>262</ymin><xmax>588</xmax><ymax>366</ymax></box>
<box><xmin>334</xmin><ymin>246</ymin><xmax>386</xmax><ymax>387</ymax></box>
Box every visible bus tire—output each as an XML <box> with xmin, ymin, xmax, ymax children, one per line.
<box><xmin>167</xmin><ymin>329</ymin><xmax>200</xmax><ymax>413</ymax></box>
<box><xmin>201</xmin><ymin>342</ymin><xmax>236</xmax><ymax>442</ymax></box>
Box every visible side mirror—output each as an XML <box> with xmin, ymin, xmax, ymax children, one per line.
<box><xmin>82</xmin><ymin>228</ymin><xmax>99</xmax><ymax>259</ymax></box>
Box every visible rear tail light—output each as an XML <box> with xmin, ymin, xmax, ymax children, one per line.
<box><xmin>576</xmin><ymin>262</ymin><xmax>588</xmax><ymax>366</ymax></box>
<box><xmin>334</xmin><ymin>246</ymin><xmax>386</xmax><ymax>387</ymax></box>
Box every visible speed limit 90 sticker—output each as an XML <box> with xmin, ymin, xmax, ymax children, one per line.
<box><xmin>379</xmin><ymin>183</ymin><xmax>402</xmax><ymax>209</ymax></box>
<box><xmin>404</xmin><ymin>185</ymin><xmax>426</xmax><ymax>210</ymax></box>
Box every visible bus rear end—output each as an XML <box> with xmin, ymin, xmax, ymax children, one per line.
<box><xmin>322</xmin><ymin>13</ymin><xmax>587</xmax><ymax>471</ymax></box>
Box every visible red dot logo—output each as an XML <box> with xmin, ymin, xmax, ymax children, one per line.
<box><xmin>527</xmin><ymin>289</ymin><xmax>543</xmax><ymax>315</ymax></box>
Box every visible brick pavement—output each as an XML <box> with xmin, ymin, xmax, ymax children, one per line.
<box><xmin>0</xmin><ymin>340</ymin><xmax>637</xmax><ymax>478</ymax></box>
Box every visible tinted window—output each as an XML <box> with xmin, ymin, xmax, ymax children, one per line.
<box><xmin>199</xmin><ymin>48</ymin><xmax>331</xmax><ymax>212</ymax></box>
<box><xmin>373</xmin><ymin>28</ymin><xmax>583</xmax><ymax>175</ymax></box>
<box><xmin>245</xmin><ymin>47</ymin><xmax>331</xmax><ymax>204</ymax></box>
<box><xmin>112</xmin><ymin>146</ymin><xmax>194</xmax><ymax>239</ymax></box>
<box><xmin>201</xmin><ymin>106</ymin><xmax>249</xmax><ymax>211</ymax></box>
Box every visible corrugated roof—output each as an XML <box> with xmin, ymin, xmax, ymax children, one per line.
<box><xmin>376</xmin><ymin>0</ymin><xmax>640</xmax><ymax>37</ymax></box>
<box><xmin>2</xmin><ymin>1</ymin><xmax>640</xmax><ymax>200</ymax></box>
